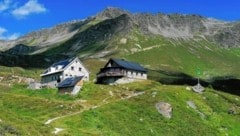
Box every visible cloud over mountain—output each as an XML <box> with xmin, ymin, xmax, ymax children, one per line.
<box><xmin>0</xmin><ymin>26</ymin><xmax>20</xmax><ymax>40</ymax></box>
<box><xmin>12</xmin><ymin>0</ymin><xmax>47</xmax><ymax>19</ymax></box>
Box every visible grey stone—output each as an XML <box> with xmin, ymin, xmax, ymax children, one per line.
<box><xmin>155</xmin><ymin>102</ymin><xmax>172</xmax><ymax>118</ymax></box>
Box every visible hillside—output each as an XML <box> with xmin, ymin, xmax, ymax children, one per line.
<box><xmin>0</xmin><ymin>81</ymin><xmax>240</xmax><ymax>135</ymax></box>
<box><xmin>0</xmin><ymin>8</ymin><xmax>239</xmax><ymax>82</ymax></box>
<box><xmin>0</xmin><ymin>7</ymin><xmax>240</xmax><ymax>136</ymax></box>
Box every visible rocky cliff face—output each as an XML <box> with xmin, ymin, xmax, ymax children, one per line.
<box><xmin>96</xmin><ymin>8</ymin><xmax>239</xmax><ymax>48</ymax></box>
<box><xmin>0</xmin><ymin>18</ymin><xmax>93</xmax><ymax>52</ymax></box>
<box><xmin>1</xmin><ymin>7</ymin><xmax>239</xmax><ymax>51</ymax></box>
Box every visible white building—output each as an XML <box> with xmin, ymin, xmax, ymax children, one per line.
<box><xmin>40</xmin><ymin>57</ymin><xmax>89</xmax><ymax>88</ymax></box>
<box><xmin>97</xmin><ymin>58</ymin><xmax>147</xmax><ymax>84</ymax></box>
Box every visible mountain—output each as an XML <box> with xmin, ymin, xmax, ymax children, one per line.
<box><xmin>0</xmin><ymin>7</ymin><xmax>240</xmax><ymax>79</ymax></box>
<box><xmin>0</xmin><ymin>8</ymin><xmax>240</xmax><ymax>136</ymax></box>
<box><xmin>1</xmin><ymin>7</ymin><xmax>239</xmax><ymax>50</ymax></box>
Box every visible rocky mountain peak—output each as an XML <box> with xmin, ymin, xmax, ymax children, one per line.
<box><xmin>96</xmin><ymin>7</ymin><xmax>130</xmax><ymax>20</ymax></box>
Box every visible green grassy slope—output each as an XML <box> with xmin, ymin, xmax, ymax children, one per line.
<box><xmin>116</xmin><ymin>31</ymin><xmax>240</xmax><ymax>79</ymax></box>
<box><xmin>0</xmin><ymin>66</ymin><xmax>43</xmax><ymax>79</ymax></box>
<box><xmin>0</xmin><ymin>19</ymin><xmax>240</xmax><ymax>136</ymax></box>
<box><xmin>0</xmin><ymin>81</ymin><xmax>239</xmax><ymax>135</ymax></box>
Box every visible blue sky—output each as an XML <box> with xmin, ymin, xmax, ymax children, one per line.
<box><xmin>0</xmin><ymin>0</ymin><xmax>239</xmax><ymax>40</ymax></box>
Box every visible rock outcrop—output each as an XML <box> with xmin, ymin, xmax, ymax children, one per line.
<box><xmin>155</xmin><ymin>102</ymin><xmax>172</xmax><ymax>118</ymax></box>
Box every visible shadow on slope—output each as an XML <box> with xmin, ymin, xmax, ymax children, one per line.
<box><xmin>0</xmin><ymin>52</ymin><xmax>69</xmax><ymax>68</ymax></box>
<box><xmin>148</xmin><ymin>69</ymin><xmax>240</xmax><ymax>96</ymax></box>
<box><xmin>0</xmin><ymin>14</ymin><xmax>132</xmax><ymax>68</ymax></box>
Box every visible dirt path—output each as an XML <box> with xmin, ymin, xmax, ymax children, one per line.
<box><xmin>44</xmin><ymin>91</ymin><xmax>145</xmax><ymax>125</ymax></box>
<box><xmin>52</xmin><ymin>128</ymin><xmax>64</xmax><ymax>134</ymax></box>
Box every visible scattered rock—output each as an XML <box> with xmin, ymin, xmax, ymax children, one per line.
<box><xmin>228</xmin><ymin>107</ymin><xmax>237</xmax><ymax>115</ymax></box>
<box><xmin>139</xmin><ymin>118</ymin><xmax>143</xmax><ymax>122</ymax></box>
<box><xmin>130</xmin><ymin>48</ymin><xmax>138</xmax><ymax>53</ymax></box>
<box><xmin>155</xmin><ymin>102</ymin><xmax>172</xmax><ymax>118</ymax></box>
<box><xmin>120</xmin><ymin>38</ymin><xmax>127</xmax><ymax>44</ymax></box>
<box><xmin>135</xmin><ymin>43</ymin><xmax>142</xmax><ymax>49</ymax></box>
<box><xmin>28</xmin><ymin>82</ymin><xmax>42</xmax><ymax>90</ymax></box>
<box><xmin>0</xmin><ymin>119</ymin><xmax>2</xmax><ymax>122</ymax></box>
<box><xmin>52</xmin><ymin>128</ymin><xmax>64</xmax><ymax>134</ymax></box>
<box><xmin>109</xmin><ymin>91</ymin><xmax>113</xmax><ymax>96</ymax></box>
<box><xmin>186</xmin><ymin>86</ymin><xmax>191</xmax><ymax>91</ymax></box>
<box><xmin>187</xmin><ymin>101</ymin><xmax>196</xmax><ymax>109</ymax></box>
<box><xmin>152</xmin><ymin>92</ymin><xmax>157</xmax><ymax>97</ymax></box>
<box><xmin>44</xmin><ymin>58</ymin><xmax>51</xmax><ymax>62</ymax></box>
<box><xmin>187</xmin><ymin>101</ymin><xmax>205</xmax><ymax>119</ymax></box>
<box><xmin>78</xmin><ymin>99</ymin><xmax>87</xmax><ymax>103</ymax></box>
<box><xmin>150</xmin><ymin>128</ymin><xmax>154</xmax><ymax>133</ymax></box>
<box><xmin>0</xmin><ymin>76</ymin><xmax>3</xmax><ymax>82</ymax></box>
<box><xmin>235</xmin><ymin>98</ymin><xmax>239</xmax><ymax>101</ymax></box>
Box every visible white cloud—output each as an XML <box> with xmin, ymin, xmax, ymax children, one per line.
<box><xmin>12</xmin><ymin>0</ymin><xmax>46</xmax><ymax>18</ymax></box>
<box><xmin>6</xmin><ymin>33</ymin><xmax>20</xmax><ymax>40</ymax></box>
<box><xmin>0</xmin><ymin>26</ymin><xmax>20</xmax><ymax>40</ymax></box>
<box><xmin>0</xmin><ymin>27</ymin><xmax>7</xmax><ymax>35</ymax></box>
<box><xmin>0</xmin><ymin>0</ymin><xmax>12</xmax><ymax>12</ymax></box>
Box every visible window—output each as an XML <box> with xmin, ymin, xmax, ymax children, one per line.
<box><xmin>79</xmin><ymin>68</ymin><xmax>82</xmax><ymax>71</ymax></box>
<box><xmin>141</xmin><ymin>73</ymin><xmax>143</xmax><ymax>76</ymax></box>
<box><xmin>131</xmin><ymin>71</ymin><xmax>133</xmax><ymax>75</ymax></box>
<box><xmin>71</xmin><ymin>66</ymin><xmax>74</xmax><ymax>70</ymax></box>
<box><xmin>65</xmin><ymin>74</ymin><xmax>68</xmax><ymax>76</ymax></box>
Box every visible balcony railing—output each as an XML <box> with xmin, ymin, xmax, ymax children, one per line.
<box><xmin>97</xmin><ymin>70</ymin><xmax>124</xmax><ymax>78</ymax></box>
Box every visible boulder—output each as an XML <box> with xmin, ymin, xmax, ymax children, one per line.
<box><xmin>228</xmin><ymin>107</ymin><xmax>237</xmax><ymax>115</ymax></box>
<box><xmin>155</xmin><ymin>102</ymin><xmax>172</xmax><ymax>118</ymax></box>
<box><xmin>187</xmin><ymin>101</ymin><xmax>196</xmax><ymax>109</ymax></box>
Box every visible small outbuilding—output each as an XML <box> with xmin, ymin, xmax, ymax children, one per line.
<box><xmin>57</xmin><ymin>76</ymin><xmax>84</xmax><ymax>95</ymax></box>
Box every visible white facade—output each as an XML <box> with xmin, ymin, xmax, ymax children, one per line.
<box><xmin>40</xmin><ymin>57</ymin><xmax>89</xmax><ymax>88</ymax></box>
<box><xmin>124</xmin><ymin>70</ymin><xmax>147</xmax><ymax>80</ymax></box>
<box><xmin>62</xmin><ymin>59</ymin><xmax>89</xmax><ymax>80</ymax></box>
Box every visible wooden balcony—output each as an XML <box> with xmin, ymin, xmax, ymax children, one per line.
<box><xmin>97</xmin><ymin>69</ymin><xmax>124</xmax><ymax>78</ymax></box>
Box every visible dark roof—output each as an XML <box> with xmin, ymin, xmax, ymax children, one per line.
<box><xmin>51</xmin><ymin>57</ymin><xmax>75</xmax><ymax>70</ymax></box>
<box><xmin>43</xmin><ymin>57</ymin><xmax>76</xmax><ymax>74</ymax></box>
<box><xmin>111</xmin><ymin>58</ymin><xmax>147</xmax><ymax>72</ymax></box>
<box><xmin>58</xmin><ymin>76</ymin><xmax>83</xmax><ymax>88</ymax></box>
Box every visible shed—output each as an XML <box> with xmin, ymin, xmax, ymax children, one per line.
<box><xmin>57</xmin><ymin>76</ymin><xmax>84</xmax><ymax>95</ymax></box>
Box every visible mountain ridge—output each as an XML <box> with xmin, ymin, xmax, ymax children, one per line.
<box><xmin>0</xmin><ymin>7</ymin><xmax>239</xmax><ymax>50</ymax></box>
<box><xmin>0</xmin><ymin>7</ymin><xmax>239</xmax><ymax>78</ymax></box>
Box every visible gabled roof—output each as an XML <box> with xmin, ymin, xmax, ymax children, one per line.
<box><xmin>51</xmin><ymin>57</ymin><xmax>75</xmax><ymax>70</ymax></box>
<box><xmin>41</xmin><ymin>57</ymin><xmax>91</xmax><ymax>77</ymax></box>
<box><xmin>41</xmin><ymin>57</ymin><xmax>76</xmax><ymax>76</ymax></box>
<box><xmin>58</xmin><ymin>76</ymin><xmax>83</xmax><ymax>88</ymax></box>
<box><xmin>110</xmin><ymin>58</ymin><xmax>147</xmax><ymax>72</ymax></box>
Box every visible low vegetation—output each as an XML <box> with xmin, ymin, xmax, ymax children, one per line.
<box><xmin>0</xmin><ymin>81</ymin><xmax>239</xmax><ymax>135</ymax></box>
